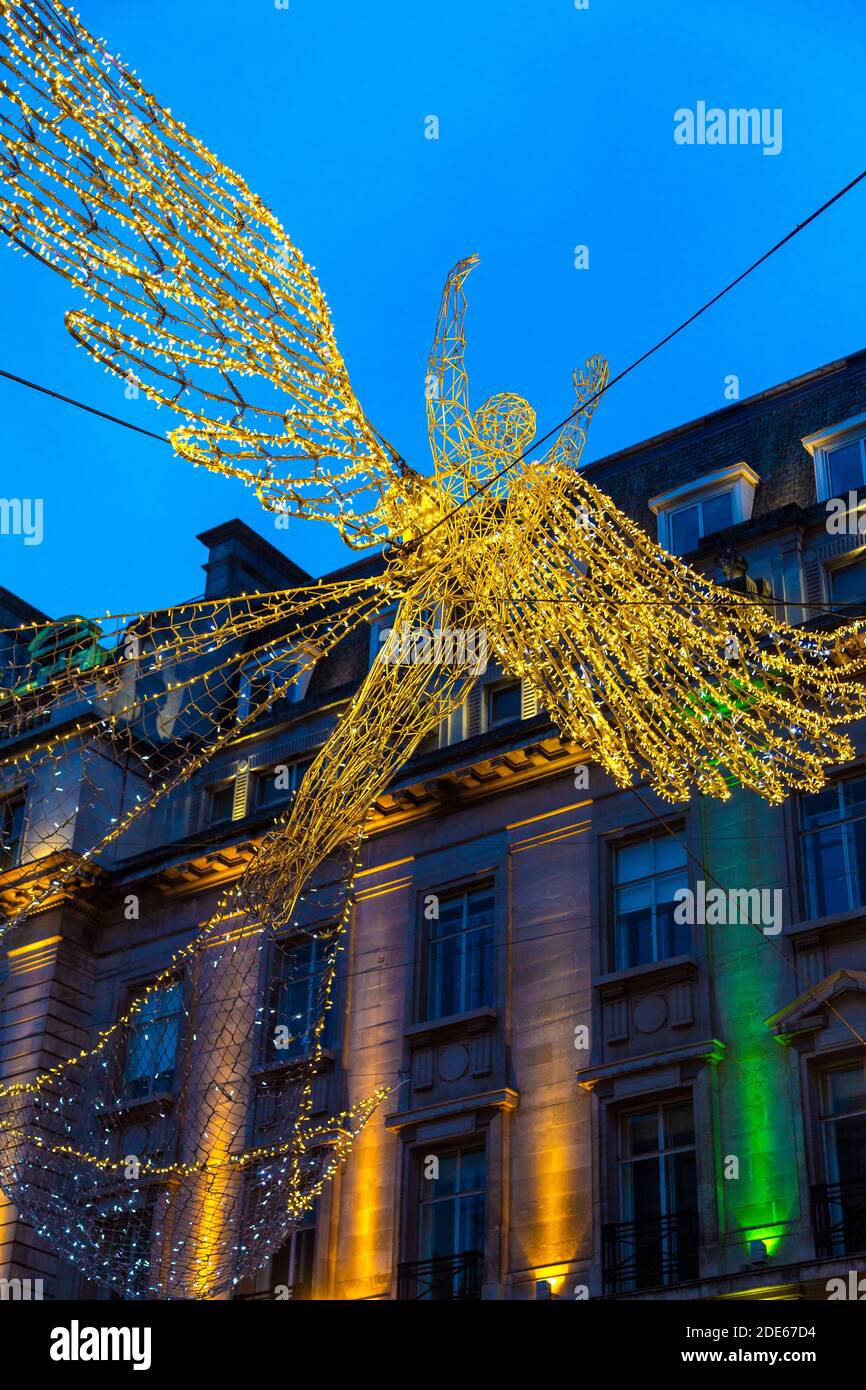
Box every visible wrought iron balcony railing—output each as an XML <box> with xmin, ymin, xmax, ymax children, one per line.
<box><xmin>812</xmin><ymin>1178</ymin><xmax>866</xmax><ymax>1258</ymax></box>
<box><xmin>396</xmin><ymin>1250</ymin><xmax>483</xmax><ymax>1301</ymax></box>
<box><xmin>602</xmin><ymin>1212</ymin><xmax>699</xmax><ymax>1294</ymax></box>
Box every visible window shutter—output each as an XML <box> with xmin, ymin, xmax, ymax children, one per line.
<box><xmin>466</xmin><ymin>682</ymin><xmax>483</xmax><ymax>738</ymax></box>
<box><xmin>232</xmin><ymin>768</ymin><xmax>250</xmax><ymax>820</ymax></box>
<box><xmin>520</xmin><ymin>677</ymin><xmax>538</xmax><ymax>720</ymax></box>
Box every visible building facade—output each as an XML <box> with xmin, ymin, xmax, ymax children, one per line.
<box><xmin>3</xmin><ymin>348</ymin><xmax>866</xmax><ymax>1300</ymax></box>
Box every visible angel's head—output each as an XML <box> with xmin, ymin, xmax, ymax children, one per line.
<box><xmin>473</xmin><ymin>392</ymin><xmax>536</xmax><ymax>458</ymax></box>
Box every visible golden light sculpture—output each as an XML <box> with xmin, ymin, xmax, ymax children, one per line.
<box><xmin>1</xmin><ymin>0</ymin><xmax>866</xmax><ymax>1297</ymax></box>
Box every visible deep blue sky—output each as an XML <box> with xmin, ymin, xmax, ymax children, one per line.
<box><xmin>1</xmin><ymin>0</ymin><xmax>864</xmax><ymax>618</ymax></box>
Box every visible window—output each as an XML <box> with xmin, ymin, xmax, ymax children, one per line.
<box><xmin>609</xmin><ymin>1101</ymin><xmax>698</xmax><ymax>1292</ymax></box>
<box><xmin>826</xmin><ymin>438</ymin><xmax>866</xmax><ymax>496</ymax></box>
<box><xmin>236</xmin><ymin>1201</ymin><xmax>318</xmax><ymax>1299</ymax></box>
<box><xmin>122</xmin><ymin>981</ymin><xmax>183</xmax><ymax>1100</ymax></box>
<box><xmin>270</xmin><ymin>1207</ymin><xmax>317</xmax><ymax>1299</ymax></box>
<box><xmin>237</xmin><ymin>646</ymin><xmax>313</xmax><ymax>720</ymax></box>
<box><xmin>801</xmin><ymin>776</ymin><xmax>866</xmax><ymax>918</ymax></box>
<box><xmin>0</xmin><ymin>791</ymin><xmax>26</xmax><ymax>870</ymax></box>
<box><xmin>95</xmin><ymin>1195</ymin><xmax>157</xmax><ymax>1300</ymax></box>
<box><xmin>410</xmin><ymin>1145</ymin><xmax>486</xmax><ymax>1299</ymax></box>
<box><xmin>613</xmin><ymin>835</ymin><xmax>689</xmax><ymax>969</ymax></box>
<box><xmin>486</xmin><ymin>681</ymin><xmax>521</xmax><ymax>728</ymax></box>
<box><xmin>263</xmin><ymin>935</ymin><xmax>333</xmax><ymax>1063</ymax></box>
<box><xmin>829</xmin><ymin>554</ymin><xmax>866</xmax><ymax>611</ymax></box>
<box><xmin>804</xmin><ymin>416</ymin><xmax>866</xmax><ymax>502</ymax></box>
<box><xmin>668</xmin><ymin>490</ymin><xmax>733</xmax><ymax>554</ymax></box>
<box><xmin>650</xmin><ymin>464</ymin><xmax>759</xmax><ymax>555</ymax></box>
<box><xmin>208</xmin><ymin>781</ymin><xmax>235</xmax><ymax>825</ymax></box>
<box><xmin>814</xmin><ymin>1063</ymin><xmax>866</xmax><ymax>1258</ymax></box>
<box><xmin>253</xmin><ymin>758</ymin><xmax>311</xmax><ymax>812</ymax></box>
<box><xmin>423</xmin><ymin>883</ymin><xmax>495</xmax><ymax>1020</ymax></box>
<box><xmin>822</xmin><ymin>1064</ymin><xmax>866</xmax><ymax>1187</ymax></box>
<box><xmin>237</xmin><ymin>663</ymin><xmax>272</xmax><ymax>721</ymax></box>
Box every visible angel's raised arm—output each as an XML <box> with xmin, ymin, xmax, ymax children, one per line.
<box><xmin>541</xmin><ymin>355</ymin><xmax>610</xmax><ymax>472</ymax></box>
<box><xmin>0</xmin><ymin>0</ymin><xmax>401</xmax><ymax>547</ymax></box>
<box><xmin>425</xmin><ymin>254</ymin><xmax>481</xmax><ymax>477</ymax></box>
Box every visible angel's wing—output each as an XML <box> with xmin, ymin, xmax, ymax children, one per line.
<box><xmin>0</xmin><ymin>0</ymin><xmax>402</xmax><ymax>546</ymax></box>
<box><xmin>0</xmin><ymin>571</ymin><xmax>395</xmax><ymax>936</ymax></box>
<box><xmin>496</xmin><ymin>454</ymin><xmax>866</xmax><ymax>803</ymax></box>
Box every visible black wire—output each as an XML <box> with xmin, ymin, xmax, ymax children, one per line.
<box><xmin>0</xmin><ymin>366</ymin><xmax>168</xmax><ymax>442</ymax></box>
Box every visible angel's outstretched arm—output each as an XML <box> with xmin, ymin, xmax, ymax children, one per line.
<box><xmin>0</xmin><ymin>0</ymin><xmax>400</xmax><ymax>545</ymax></box>
<box><xmin>426</xmin><ymin>254</ymin><xmax>481</xmax><ymax>480</ymax></box>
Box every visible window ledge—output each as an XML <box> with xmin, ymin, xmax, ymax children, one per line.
<box><xmin>788</xmin><ymin>905</ymin><xmax>866</xmax><ymax>939</ymax></box>
<box><xmin>97</xmin><ymin>1090</ymin><xmax>175</xmax><ymax>1129</ymax></box>
<box><xmin>251</xmin><ymin>1047</ymin><xmax>335</xmax><ymax>1080</ymax></box>
<box><xmin>596</xmin><ymin>955</ymin><xmax>698</xmax><ymax>997</ymax></box>
<box><xmin>405</xmin><ymin>1007</ymin><xmax>498</xmax><ymax>1046</ymax></box>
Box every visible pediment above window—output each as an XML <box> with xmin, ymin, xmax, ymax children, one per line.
<box><xmin>765</xmin><ymin>968</ymin><xmax>866</xmax><ymax>1045</ymax></box>
<box><xmin>649</xmin><ymin>463</ymin><xmax>760</xmax><ymax>554</ymax></box>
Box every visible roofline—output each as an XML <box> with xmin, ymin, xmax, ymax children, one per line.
<box><xmin>0</xmin><ymin>585</ymin><xmax>50</xmax><ymax>625</ymax></box>
<box><xmin>582</xmin><ymin>344</ymin><xmax>866</xmax><ymax>479</ymax></box>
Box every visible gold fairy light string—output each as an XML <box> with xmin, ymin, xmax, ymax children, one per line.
<box><xmin>1</xmin><ymin>0</ymin><xmax>866</xmax><ymax>1296</ymax></box>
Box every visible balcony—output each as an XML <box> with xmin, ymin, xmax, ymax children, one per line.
<box><xmin>602</xmin><ymin>1212</ymin><xmax>698</xmax><ymax>1294</ymax></box>
<box><xmin>812</xmin><ymin>1178</ymin><xmax>866</xmax><ymax>1258</ymax></box>
<box><xmin>396</xmin><ymin>1250</ymin><xmax>483</xmax><ymax>1301</ymax></box>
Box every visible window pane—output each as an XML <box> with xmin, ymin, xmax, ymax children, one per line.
<box><xmin>847</xmin><ymin>816</ymin><xmax>866</xmax><ymax>910</ymax></box>
<box><xmin>804</xmin><ymin>824</ymin><xmax>849</xmax><ymax>917</ymax></box>
<box><xmin>665</xmin><ymin>1103</ymin><xmax>695</xmax><ymax>1149</ymax></box>
<box><xmin>828</xmin><ymin>440</ymin><xmax>865</xmax><ymax>495</ymax></box>
<box><xmin>420</xmin><ymin>1197</ymin><xmax>457</xmax><ymax>1261</ymax></box>
<box><xmin>459</xmin><ymin>1191</ymin><xmax>486</xmax><ymax>1255</ymax></box>
<box><xmin>801</xmin><ymin>785</ymin><xmax>841</xmax><ymax>832</ymax></box>
<box><xmin>655</xmin><ymin>837</ymin><xmax>688</xmax><ymax>874</ymax></box>
<box><xmin>425</xmin><ymin>887</ymin><xmax>494</xmax><ymax>1019</ymax></box>
<box><xmin>666</xmin><ymin>1148</ymin><xmax>698</xmax><ymax>1213</ymax></box>
<box><xmin>701</xmin><ymin>490</ymin><xmax>734</xmax><ymax>536</ymax></box>
<box><xmin>657</xmin><ymin>895</ymin><xmax>690</xmax><ymax>958</ymax></box>
<box><xmin>624</xmin><ymin>1112</ymin><xmax>659</xmax><ymax>1158</ymax></box>
<box><xmin>460</xmin><ymin>1148</ymin><xmax>486</xmax><ymax>1193</ymax></box>
<box><xmin>488</xmin><ymin>682</ymin><xmax>521</xmax><ymax>726</ymax></box>
<box><xmin>267</xmin><ymin>937</ymin><xmax>331</xmax><ymax>1060</ymax></box>
<box><xmin>0</xmin><ymin>794</ymin><xmax>25</xmax><ymax>869</ymax></box>
<box><xmin>627</xmin><ymin>1157</ymin><xmax>663</xmax><ymax>1223</ymax></box>
<box><xmin>831</xmin><ymin>558</ymin><xmax>866</xmax><ymax>605</ymax></box>
<box><xmin>670</xmin><ymin>504</ymin><xmax>700</xmax><ymax>553</ymax></box>
<box><xmin>826</xmin><ymin>1066</ymin><xmax>866</xmax><ymax>1117</ymax></box>
<box><xmin>209</xmin><ymin>784</ymin><xmax>234</xmax><ymax>823</ymax></box>
<box><xmin>615</xmin><ymin>841</ymin><xmax>654</xmax><ymax>885</ymax></box>
<box><xmin>614</xmin><ymin>839</ymin><xmax>688</xmax><ymax>968</ymax></box>
<box><xmin>615</xmin><ymin>886</ymin><xmax>654</xmax><ymax>969</ymax></box>
<box><xmin>123</xmin><ymin>983</ymin><xmax>181</xmax><ymax>1097</ymax></box>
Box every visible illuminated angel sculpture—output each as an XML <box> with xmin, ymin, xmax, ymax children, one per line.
<box><xmin>0</xmin><ymin>0</ymin><xmax>865</xmax><ymax>1297</ymax></box>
